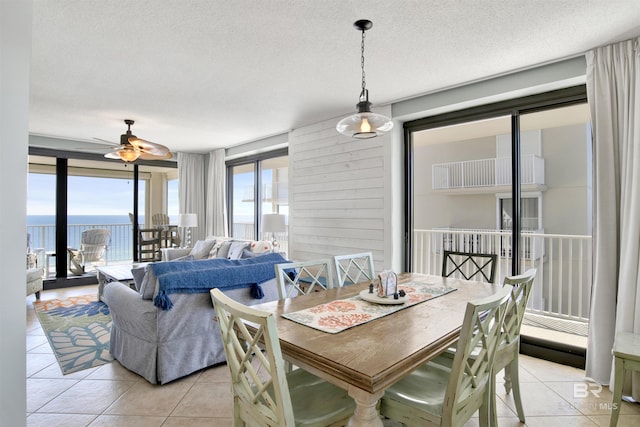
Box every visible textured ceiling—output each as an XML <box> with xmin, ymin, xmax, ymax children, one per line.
<box><xmin>29</xmin><ymin>0</ymin><xmax>640</xmax><ymax>155</ymax></box>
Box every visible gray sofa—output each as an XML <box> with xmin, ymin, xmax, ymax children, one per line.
<box><xmin>102</xmin><ymin>254</ymin><xmax>283</xmax><ymax>384</ymax></box>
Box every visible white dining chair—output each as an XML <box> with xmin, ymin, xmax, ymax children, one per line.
<box><xmin>275</xmin><ymin>259</ymin><xmax>334</xmax><ymax>300</ymax></box>
<box><xmin>334</xmin><ymin>252</ymin><xmax>375</xmax><ymax>286</ymax></box>
<box><xmin>210</xmin><ymin>288</ymin><xmax>355</xmax><ymax>426</ymax></box>
<box><xmin>380</xmin><ymin>286</ymin><xmax>511</xmax><ymax>427</ymax></box>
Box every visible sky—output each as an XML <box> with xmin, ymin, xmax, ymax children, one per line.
<box><xmin>27</xmin><ymin>173</ymin><xmax>179</xmax><ymax>217</ymax></box>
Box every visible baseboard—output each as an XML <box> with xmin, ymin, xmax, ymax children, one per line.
<box><xmin>43</xmin><ymin>275</ymin><xmax>98</xmax><ymax>290</ymax></box>
<box><xmin>520</xmin><ymin>335</ymin><xmax>586</xmax><ymax>369</ymax></box>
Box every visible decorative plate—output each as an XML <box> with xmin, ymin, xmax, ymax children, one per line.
<box><xmin>359</xmin><ymin>289</ymin><xmax>408</xmax><ymax>305</ymax></box>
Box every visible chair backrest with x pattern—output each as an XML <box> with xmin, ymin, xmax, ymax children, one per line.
<box><xmin>442</xmin><ymin>250</ymin><xmax>498</xmax><ymax>283</ymax></box>
<box><xmin>502</xmin><ymin>268</ymin><xmax>536</xmax><ymax>345</ymax></box>
<box><xmin>275</xmin><ymin>259</ymin><xmax>334</xmax><ymax>300</ymax></box>
<box><xmin>443</xmin><ymin>286</ymin><xmax>511</xmax><ymax>424</ymax></box>
<box><xmin>210</xmin><ymin>288</ymin><xmax>294</xmax><ymax>426</ymax></box>
<box><xmin>333</xmin><ymin>252</ymin><xmax>375</xmax><ymax>286</ymax></box>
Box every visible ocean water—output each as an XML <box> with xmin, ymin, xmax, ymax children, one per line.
<box><xmin>27</xmin><ymin>215</ymin><xmax>139</xmax><ymax>226</ymax></box>
<box><xmin>27</xmin><ymin>215</ymin><xmax>142</xmax><ymax>260</ymax></box>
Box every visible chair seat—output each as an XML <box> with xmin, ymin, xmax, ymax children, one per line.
<box><xmin>612</xmin><ymin>332</ymin><xmax>640</xmax><ymax>362</ymax></box>
<box><xmin>286</xmin><ymin>368</ymin><xmax>356</xmax><ymax>426</ymax></box>
<box><xmin>383</xmin><ymin>362</ymin><xmax>472</xmax><ymax>418</ymax></box>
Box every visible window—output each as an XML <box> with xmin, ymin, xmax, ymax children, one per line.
<box><xmin>227</xmin><ymin>149</ymin><xmax>288</xmax><ymax>249</ymax></box>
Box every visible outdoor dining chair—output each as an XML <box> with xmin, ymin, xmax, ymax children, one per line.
<box><xmin>210</xmin><ymin>288</ymin><xmax>355</xmax><ymax>426</ymax></box>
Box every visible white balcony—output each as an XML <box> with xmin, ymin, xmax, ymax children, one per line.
<box><xmin>432</xmin><ymin>154</ymin><xmax>545</xmax><ymax>191</ymax></box>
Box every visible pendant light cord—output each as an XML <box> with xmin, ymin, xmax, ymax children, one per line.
<box><xmin>360</xmin><ymin>28</ymin><xmax>367</xmax><ymax>100</ymax></box>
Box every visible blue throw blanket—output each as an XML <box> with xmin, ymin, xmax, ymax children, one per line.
<box><xmin>150</xmin><ymin>252</ymin><xmax>287</xmax><ymax>310</ymax></box>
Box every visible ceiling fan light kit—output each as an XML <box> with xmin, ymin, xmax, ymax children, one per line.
<box><xmin>336</xmin><ymin>19</ymin><xmax>393</xmax><ymax>139</ymax></box>
<box><xmin>104</xmin><ymin>119</ymin><xmax>173</xmax><ymax>162</ymax></box>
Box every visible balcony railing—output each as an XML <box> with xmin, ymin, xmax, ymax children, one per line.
<box><xmin>432</xmin><ymin>155</ymin><xmax>545</xmax><ymax>190</ymax></box>
<box><xmin>28</xmin><ymin>223</ymin><xmax>137</xmax><ymax>275</ymax></box>
<box><xmin>413</xmin><ymin>228</ymin><xmax>592</xmax><ymax>324</ymax></box>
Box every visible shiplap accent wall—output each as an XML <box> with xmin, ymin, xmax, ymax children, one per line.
<box><xmin>288</xmin><ymin>110</ymin><xmax>394</xmax><ymax>271</ymax></box>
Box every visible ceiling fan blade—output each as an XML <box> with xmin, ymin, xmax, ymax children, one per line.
<box><xmin>92</xmin><ymin>137</ymin><xmax>119</xmax><ymax>146</ymax></box>
<box><xmin>128</xmin><ymin>137</ymin><xmax>170</xmax><ymax>156</ymax></box>
<box><xmin>138</xmin><ymin>151</ymin><xmax>174</xmax><ymax>160</ymax></box>
<box><xmin>104</xmin><ymin>151</ymin><xmax>124</xmax><ymax>159</ymax></box>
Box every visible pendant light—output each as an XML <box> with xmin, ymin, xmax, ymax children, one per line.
<box><xmin>336</xmin><ymin>19</ymin><xmax>393</xmax><ymax>139</ymax></box>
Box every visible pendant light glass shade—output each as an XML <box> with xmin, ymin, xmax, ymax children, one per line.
<box><xmin>336</xmin><ymin>91</ymin><xmax>393</xmax><ymax>139</ymax></box>
<box><xmin>336</xmin><ymin>20</ymin><xmax>393</xmax><ymax>139</ymax></box>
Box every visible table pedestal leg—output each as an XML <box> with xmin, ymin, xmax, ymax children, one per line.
<box><xmin>347</xmin><ymin>386</ymin><xmax>384</xmax><ymax>427</ymax></box>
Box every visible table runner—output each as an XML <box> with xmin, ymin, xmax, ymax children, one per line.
<box><xmin>282</xmin><ymin>281</ymin><xmax>456</xmax><ymax>334</ymax></box>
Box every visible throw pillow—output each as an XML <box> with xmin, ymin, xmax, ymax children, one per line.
<box><xmin>216</xmin><ymin>241</ymin><xmax>233</xmax><ymax>259</ymax></box>
<box><xmin>131</xmin><ymin>266</ymin><xmax>147</xmax><ymax>292</ymax></box>
<box><xmin>208</xmin><ymin>237</ymin><xmax>231</xmax><ymax>258</ymax></box>
<box><xmin>139</xmin><ymin>265</ymin><xmax>157</xmax><ymax>300</ymax></box>
<box><xmin>226</xmin><ymin>241</ymin><xmax>250</xmax><ymax>259</ymax></box>
<box><xmin>250</xmin><ymin>240</ymin><xmax>273</xmax><ymax>253</ymax></box>
<box><xmin>241</xmin><ymin>248</ymin><xmax>267</xmax><ymax>258</ymax></box>
<box><xmin>189</xmin><ymin>239</ymin><xmax>216</xmax><ymax>260</ymax></box>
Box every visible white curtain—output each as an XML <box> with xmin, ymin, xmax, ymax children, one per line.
<box><xmin>206</xmin><ymin>149</ymin><xmax>228</xmax><ymax>237</ymax></box>
<box><xmin>585</xmin><ymin>37</ymin><xmax>640</xmax><ymax>400</ymax></box>
<box><xmin>177</xmin><ymin>152</ymin><xmax>206</xmax><ymax>242</ymax></box>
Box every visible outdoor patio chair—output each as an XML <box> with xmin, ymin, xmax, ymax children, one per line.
<box><xmin>210</xmin><ymin>288</ymin><xmax>355</xmax><ymax>426</ymax></box>
<box><xmin>333</xmin><ymin>252</ymin><xmax>375</xmax><ymax>286</ymax></box>
<box><xmin>67</xmin><ymin>228</ymin><xmax>110</xmax><ymax>275</ymax></box>
<box><xmin>379</xmin><ymin>286</ymin><xmax>511</xmax><ymax>427</ymax></box>
<box><xmin>129</xmin><ymin>213</ymin><xmax>161</xmax><ymax>261</ymax></box>
<box><xmin>442</xmin><ymin>250</ymin><xmax>498</xmax><ymax>283</ymax></box>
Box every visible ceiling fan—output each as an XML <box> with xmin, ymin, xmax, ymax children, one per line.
<box><xmin>102</xmin><ymin>119</ymin><xmax>173</xmax><ymax>162</ymax></box>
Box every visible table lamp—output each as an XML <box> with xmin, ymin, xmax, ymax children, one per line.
<box><xmin>261</xmin><ymin>213</ymin><xmax>286</xmax><ymax>251</ymax></box>
<box><xmin>178</xmin><ymin>213</ymin><xmax>197</xmax><ymax>248</ymax></box>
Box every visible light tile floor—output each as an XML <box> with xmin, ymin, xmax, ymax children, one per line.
<box><xmin>26</xmin><ymin>285</ymin><xmax>640</xmax><ymax>426</ymax></box>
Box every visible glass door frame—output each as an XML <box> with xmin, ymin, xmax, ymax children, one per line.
<box><xmin>402</xmin><ymin>85</ymin><xmax>588</xmax><ymax>275</ymax></box>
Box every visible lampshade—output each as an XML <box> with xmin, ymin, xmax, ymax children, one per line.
<box><xmin>117</xmin><ymin>148</ymin><xmax>140</xmax><ymax>162</ymax></box>
<box><xmin>178</xmin><ymin>213</ymin><xmax>197</xmax><ymax>228</ymax></box>
<box><xmin>262</xmin><ymin>214</ymin><xmax>286</xmax><ymax>233</ymax></box>
<box><xmin>336</xmin><ymin>108</ymin><xmax>394</xmax><ymax>139</ymax></box>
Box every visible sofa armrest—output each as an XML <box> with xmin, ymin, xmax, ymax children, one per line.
<box><xmin>160</xmin><ymin>247</ymin><xmax>191</xmax><ymax>261</ymax></box>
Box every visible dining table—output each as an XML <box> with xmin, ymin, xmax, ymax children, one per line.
<box><xmin>248</xmin><ymin>272</ymin><xmax>500</xmax><ymax>427</ymax></box>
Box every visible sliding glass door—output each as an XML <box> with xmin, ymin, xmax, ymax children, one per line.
<box><xmin>404</xmin><ymin>86</ymin><xmax>591</xmax><ymax>363</ymax></box>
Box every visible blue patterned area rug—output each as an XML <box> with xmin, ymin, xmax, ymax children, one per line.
<box><xmin>33</xmin><ymin>294</ymin><xmax>113</xmax><ymax>374</ymax></box>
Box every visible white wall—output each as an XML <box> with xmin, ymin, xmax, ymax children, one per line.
<box><xmin>1</xmin><ymin>1</ymin><xmax>31</xmax><ymax>425</ymax></box>
<box><xmin>288</xmin><ymin>106</ymin><xmax>398</xmax><ymax>272</ymax></box>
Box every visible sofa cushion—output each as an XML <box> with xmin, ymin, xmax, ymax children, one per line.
<box><xmin>189</xmin><ymin>239</ymin><xmax>216</xmax><ymax>260</ymax></box>
<box><xmin>216</xmin><ymin>241</ymin><xmax>233</xmax><ymax>259</ymax></box>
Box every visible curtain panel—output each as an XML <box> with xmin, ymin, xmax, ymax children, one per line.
<box><xmin>585</xmin><ymin>38</ymin><xmax>640</xmax><ymax>399</ymax></box>
<box><xmin>207</xmin><ymin>149</ymin><xmax>228</xmax><ymax>237</ymax></box>
<box><xmin>177</xmin><ymin>152</ymin><xmax>206</xmax><ymax>242</ymax></box>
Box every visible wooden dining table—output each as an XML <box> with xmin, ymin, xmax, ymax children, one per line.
<box><xmin>249</xmin><ymin>272</ymin><xmax>500</xmax><ymax>427</ymax></box>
